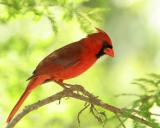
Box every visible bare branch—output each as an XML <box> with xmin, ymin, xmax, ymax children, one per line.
<box><xmin>6</xmin><ymin>84</ymin><xmax>157</xmax><ymax>128</ymax></box>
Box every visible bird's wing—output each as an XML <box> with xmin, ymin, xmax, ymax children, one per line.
<box><xmin>29</xmin><ymin>41</ymin><xmax>85</xmax><ymax>79</ymax></box>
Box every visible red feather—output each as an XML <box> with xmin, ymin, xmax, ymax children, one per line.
<box><xmin>6</xmin><ymin>28</ymin><xmax>114</xmax><ymax>123</ymax></box>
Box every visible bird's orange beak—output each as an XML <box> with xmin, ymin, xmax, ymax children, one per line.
<box><xmin>104</xmin><ymin>48</ymin><xmax>114</xmax><ymax>57</ymax></box>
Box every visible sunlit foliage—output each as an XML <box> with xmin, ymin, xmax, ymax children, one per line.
<box><xmin>0</xmin><ymin>0</ymin><xmax>160</xmax><ymax>128</ymax></box>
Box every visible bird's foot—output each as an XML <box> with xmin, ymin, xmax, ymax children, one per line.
<box><xmin>68</xmin><ymin>84</ymin><xmax>87</xmax><ymax>96</ymax></box>
<box><xmin>54</xmin><ymin>80</ymin><xmax>70</xmax><ymax>89</ymax></box>
<box><xmin>55</xmin><ymin>81</ymin><xmax>85</xmax><ymax>94</ymax></box>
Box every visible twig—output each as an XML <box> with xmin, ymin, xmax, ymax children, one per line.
<box><xmin>115</xmin><ymin>93</ymin><xmax>141</xmax><ymax>97</ymax></box>
<box><xmin>5</xmin><ymin>84</ymin><xmax>157</xmax><ymax>128</ymax></box>
<box><xmin>90</xmin><ymin>104</ymin><xmax>102</xmax><ymax>123</ymax></box>
<box><xmin>115</xmin><ymin>113</ymin><xmax>126</xmax><ymax>128</ymax></box>
<box><xmin>116</xmin><ymin>118</ymin><xmax>128</xmax><ymax>128</ymax></box>
<box><xmin>77</xmin><ymin>103</ymin><xmax>90</xmax><ymax>125</ymax></box>
<box><xmin>129</xmin><ymin>109</ymin><xmax>160</xmax><ymax>117</ymax></box>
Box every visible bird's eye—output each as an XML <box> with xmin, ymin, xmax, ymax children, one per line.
<box><xmin>103</xmin><ymin>41</ymin><xmax>112</xmax><ymax>49</ymax></box>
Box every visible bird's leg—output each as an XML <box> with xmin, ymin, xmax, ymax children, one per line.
<box><xmin>54</xmin><ymin>80</ymin><xmax>88</xmax><ymax>97</ymax></box>
<box><xmin>61</xmin><ymin>82</ymin><xmax>73</xmax><ymax>88</ymax></box>
<box><xmin>56</xmin><ymin>81</ymin><xmax>97</xmax><ymax>100</ymax></box>
<box><xmin>54</xmin><ymin>80</ymin><xmax>68</xmax><ymax>89</ymax></box>
<box><xmin>54</xmin><ymin>80</ymin><xmax>83</xmax><ymax>91</ymax></box>
<box><xmin>54</xmin><ymin>81</ymin><xmax>78</xmax><ymax>95</ymax></box>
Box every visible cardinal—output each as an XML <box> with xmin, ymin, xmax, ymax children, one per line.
<box><xmin>6</xmin><ymin>28</ymin><xmax>114</xmax><ymax>123</ymax></box>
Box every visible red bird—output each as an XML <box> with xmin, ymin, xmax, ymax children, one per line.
<box><xmin>6</xmin><ymin>28</ymin><xmax>114</xmax><ymax>123</ymax></box>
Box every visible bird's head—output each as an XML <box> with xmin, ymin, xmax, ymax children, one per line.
<box><xmin>96</xmin><ymin>28</ymin><xmax>114</xmax><ymax>57</ymax></box>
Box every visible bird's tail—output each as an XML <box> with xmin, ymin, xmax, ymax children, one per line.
<box><xmin>6</xmin><ymin>76</ymin><xmax>48</xmax><ymax>123</ymax></box>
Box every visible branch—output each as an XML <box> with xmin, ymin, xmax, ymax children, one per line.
<box><xmin>6</xmin><ymin>84</ymin><xmax>157</xmax><ymax>128</ymax></box>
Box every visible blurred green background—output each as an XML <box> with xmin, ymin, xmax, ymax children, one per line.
<box><xmin>0</xmin><ymin>0</ymin><xmax>160</xmax><ymax>128</ymax></box>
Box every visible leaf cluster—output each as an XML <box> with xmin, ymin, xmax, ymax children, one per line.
<box><xmin>115</xmin><ymin>73</ymin><xmax>160</xmax><ymax>128</ymax></box>
<box><xmin>131</xmin><ymin>73</ymin><xmax>160</xmax><ymax>128</ymax></box>
<box><xmin>0</xmin><ymin>0</ymin><xmax>106</xmax><ymax>33</ymax></box>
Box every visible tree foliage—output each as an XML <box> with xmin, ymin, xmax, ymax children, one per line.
<box><xmin>0</xmin><ymin>0</ymin><xmax>160</xmax><ymax>128</ymax></box>
<box><xmin>116</xmin><ymin>73</ymin><xmax>160</xmax><ymax>128</ymax></box>
<box><xmin>0</xmin><ymin>0</ymin><xmax>105</xmax><ymax>33</ymax></box>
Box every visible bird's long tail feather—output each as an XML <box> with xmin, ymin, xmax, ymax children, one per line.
<box><xmin>6</xmin><ymin>76</ymin><xmax>48</xmax><ymax>123</ymax></box>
